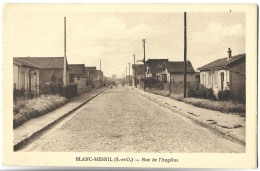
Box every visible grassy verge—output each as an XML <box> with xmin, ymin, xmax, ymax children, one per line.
<box><xmin>13</xmin><ymin>95</ymin><xmax>68</xmax><ymax>128</ymax></box>
<box><xmin>179</xmin><ymin>97</ymin><xmax>245</xmax><ymax>115</ymax></box>
<box><xmin>145</xmin><ymin>88</ymin><xmax>170</xmax><ymax>97</ymax></box>
<box><xmin>146</xmin><ymin>88</ymin><xmax>245</xmax><ymax>116</ymax></box>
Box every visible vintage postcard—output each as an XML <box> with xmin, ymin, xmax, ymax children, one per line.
<box><xmin>2</xmin><ymin>3</ymin><xmax>257</xmax><ymax>169</ymax></box>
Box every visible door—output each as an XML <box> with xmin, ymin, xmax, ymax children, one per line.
<box><xmin>162</xmin><ymin>74</ymin><xmax>167</xmax><ymax>83</ymax></box>
<box><xmin>221</xmin><ymin>72</ymin><xmax>224</xmax><ymax>90</ymax></box>
<box><xmin>20</xmin><ymin>69</ymin><xmax>25</xmax><ymax>90</ymax></box>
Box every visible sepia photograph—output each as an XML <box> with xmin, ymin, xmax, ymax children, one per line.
<box><xmin>2</xmin><ymin>3</ymin><xmax>257</xmax><ymax>169</ymax></box>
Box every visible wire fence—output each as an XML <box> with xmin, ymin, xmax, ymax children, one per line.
<box><xmin>13</xmin><ymin>82</ymin><xmax>75</xmax><ymax>104</ymax></box>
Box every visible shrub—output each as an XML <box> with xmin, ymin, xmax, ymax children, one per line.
<box><xmin>218</xmin><ymin>90</ymin><xmax>230</xmax><ymax>101</ymax></box>
<box><xmin>40</xmin><ymin>82</ymin><xmax>62</xmax><ymax>95</ymax></box>
<box><xmin>188</xmin><ymin>82</ymin><xmax>216</xmax><ymax>100</ymax></box>
<box><xmin>13</xmin><ymin>103</ymin><xmax>26</xmax><ymax>115</ymax></box>
<box><xmin>206</xmin><ymin>88</ymin><xmax>217</xmax><ymax>101</ymax></box>
<box><xmin>145</xmin><ymin>78</ymin><xmax>164</xmax><ymax>90</ymax></box>
<box><xmin>13</xmin><ymin>95</ymin><xmax>68</xmax><ymax>128</ymax></box>
<box><xmin>60</xmin><ymin>83</ymin><xmax>78</xmax><ymax>99</ymax></box>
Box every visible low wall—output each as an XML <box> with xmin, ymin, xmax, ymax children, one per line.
<box><xmin>145</xmin><ymin>82</ymin><xmax>191</xmax><ymax>96</ymax></box>
<box><xmin>74</xmin><ymin>79</ymin><xmax>92</xmax><ymax>95</ymax></box>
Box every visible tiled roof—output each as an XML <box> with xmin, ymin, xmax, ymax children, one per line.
<box><xmin>13</xmin><ymin>57</ymin><xmax>66</xmax><ymax>69</ymax></box>
<box><xmin>197</xmin><ymin>54</ymin><xmax>246</xmax><ymax>71</ymax></box>
<box><xmin>68</xmin><ymin>64</ymin><xmax>85</xmax><ymax>75</ymax></box>
<box><xmin>85</xmin><ymin>66</ymin><xmax>97</xmax><ymax>73</ymax></box>
<box><xmin>166</xmin><ymin>61</ymin><xmax>195</xmax><ymax>73</ymax></box>
<box><xmin>146</xmin><ymin>59</ymin><xmax>168</xmax><ymax>73</ymax></box>
<box><xmin>132</xmin><ymin>64</ymin><xmax>145</xmax><ymax>76</ymax></box>
<box><xmin>13</xmin><ymin>58</ymin><xmax>39</xmax><ymax>68</ymax></box>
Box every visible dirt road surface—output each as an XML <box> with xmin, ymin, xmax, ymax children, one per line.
<box><xmin>20</xmin><ymin>87</ymin><xmax>245</xmax><ymax>152</ymax></box>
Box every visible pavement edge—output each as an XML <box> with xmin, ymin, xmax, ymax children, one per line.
<box><xmin>133</xmin><ymin>88</ymin><xmax>246</xmax><ymax>146</ymax></box>
<box><xmin>13</xmin><ymin>89</ymin><xmax>107</xmax><ymax>151</ymax></box>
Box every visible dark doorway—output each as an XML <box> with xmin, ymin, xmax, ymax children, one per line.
<box><xmin>221</xmin><ymin>72</ymin><xmax>224</xmax><ymax>90</ymax></box>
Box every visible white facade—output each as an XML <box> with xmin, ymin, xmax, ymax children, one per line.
<box><xmin>13</xmin><ymin>63</ymin><xmax>40</xmax><ymax>94</ymax></box>
<box><xmin>200</xmin><ymin>70</ymin><xmax>230</xmax><ymax>94</ymax></box>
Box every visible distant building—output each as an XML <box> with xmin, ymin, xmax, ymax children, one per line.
<box><xmin>13</xmin><ymin>57</ymin><xmax>69</xmax><ymax>86</ymax></box>
<box><xmin>160</xmin><ymin>61</ymin><xmax>196</xmax><ymax>83</ymax></box>
<box><xmin>197</xmin><ymin>49</ymin><xmax>245</xmax><ymax>101</ymax></box>
<box><xmin>146</xmin><ymin>59</ymin><xmax>169</xmax><ymax>79</ymax></box>
<box><xmin>126</xmin><ymin>75</ymin><xmax>133</xmax><ymax>85</ymax></box>
<box><xmin>195</xmin><ymin>72</ymin><xmax>200</xmax><ymax>82</ymax></box>
<box><xmin>85</xmin><ymin>66</ymin><xmax>97</xmax><ymax>79</ymax></box>
<box><xmin>132</xmin><ymin>64</ymin><xmax>145</xmax><ymax>86</ymax></box>
<box><xmin>68</xmin><ymin>64</ymin><xmax>85</xmax><ymax>82</ymax></box>
<box><xmin>13</xmin><ymin>57</ymin><xmax>69</xmax><ymax>96</ymax></box>
<box><xmin>93</xmin><ymin>70</ymin><xmax>104</xmax><ymax>88</ymax></box>
<box><xmin>13</xmin><ymin>58</ymin><xmax>40</xmax><ymax>94</ymax></box>
<box><xmin>96</xmin><ymin>70</ymin><xmax>104</xmax><ymax>81</ymax></box>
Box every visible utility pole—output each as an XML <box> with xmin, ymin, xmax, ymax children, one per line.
<box><xmin>123</xmin><ymin>71</ymin><xmax>124</xmax><ymax>86</ymax></box>
<box><xmin>63</xmin><ymin>17</ymin><xmax>67</xmax><ymax>85</ymax></box>
<box><xmin>184</xmin><ymin>12</ymin><xmax>187</xmax><ymax>98</ymax></box>
<box><xmin>126</xmin><ymin>67</ymin><xmax>127</xmax><ymax>86</ymax></box>
<box><xmin>133</xmin><ymin>54</ymin><xmax>136</xmax><ymax>87</ymax></box>
<box><xmin>100</xmin><ymin>59</ymin><xmax>101</xmax><ymax>88</ymax></box>
<box><xmin>128</xmin><ymin>63</ymin><xmax>130</xmax><ymax>86</ymax></box>
<box><xmin>142</xmin><ymin>39</ymin><xmax>146</xmax><ymax>90</ymax></box>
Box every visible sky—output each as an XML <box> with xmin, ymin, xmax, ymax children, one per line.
<box><xmin>4</xmin><ymin>5</ymin><xmax>245</xmax><ymax>78</ymax></box>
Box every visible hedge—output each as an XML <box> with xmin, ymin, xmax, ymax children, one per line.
<box><xmin>60</xmin><ymin>83</ymin><xmax>78</xmax><ymax>99</ymax></box>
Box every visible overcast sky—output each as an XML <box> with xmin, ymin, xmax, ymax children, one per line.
<box><xmin>5</xmin><ymin>6</ymin><xmax>245</xmax><ymax>77</ymax></box>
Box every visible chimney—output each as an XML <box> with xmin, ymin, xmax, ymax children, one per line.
<box><xmin>227</xmin><ymin>48</ymin><xmax>232</xmax><ymax>60</ymax></box>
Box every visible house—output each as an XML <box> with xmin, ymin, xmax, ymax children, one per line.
<box><xmin>85</xmin><ymin>66</ymin><xmax>97</xmax><ymax>79</ymax></box>
<box><xmin>132</xmin><ymin>64</ymin><xmax>145</xmax><ymax>86</ymax></box>
<box><xmin>160</xmin><ymin>61</ymin><xmax>196</xmax><ymax>83</ymax></box>
<box><xmin>146</xmin><ymin>59</ymin><xmax>169</xmax><ymax>79</ymax></box>
<box><xmin>13</xmin><ymin>57</ymin><xmax>69</xmax><ymax>90</ymax></box>
<box><xmin>13</xmin><ymin>58</ymin><xmax>40</xmax><ymax>95</ymax></box>
<box><xmin>68</xmin><ymin>64</ymin><xmax>85</xmax><ymax>82</ymax></box>
<box><xmin>95</xmin><ymin>70</ymin><xmax>104</xmax><ymax>81</ymax></box>
<box><xmin>195</xmin><ymin>72</ymin><xmax>200</xmax><ymax>82</ymax></box>
<box><xmin>126</xmin><ymin>75</ymin><xmax>133</xmax><ymax>85</ymax></box>
<box><xmin>197</xmin><ymin>49</ymin><xmax>245</xmax><ymax>101</ymax></box>
<box><xmin>94</xmin><ymin>70</ymin><xmax>104</xmax><ymax>88</ymax></box>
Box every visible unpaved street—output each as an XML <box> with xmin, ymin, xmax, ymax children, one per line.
<box><xmin>21</xmin><ymin>87</ymin><xmax>245</xmax><ymax>152</ymax></box>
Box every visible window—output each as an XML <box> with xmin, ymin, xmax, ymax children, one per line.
<box><xmin>208</xmin><ymin>72</ymin><xmax>212</xmax><ymax>85</ymax></box>
<box><xmin>220</xmin><ymin>72</ymin><xmax>224</xmax><ymax>90</ymax></box>
<box><xmin>226</xmin><ymin>70</ymin><xmax>230</xmax><ymax>83</ymax></box>
<box><xmin>201</xmin><ymin>73</ymin><xmax>206</xmax><ymax>85</ymax></box>
<box><xmin>214</xmin><ymin>71</ymin><xmax>218</xmax><ymax>86</ymax></box>
<box><xmin>162</xmin><ymin>74</ymin><xmax>167</xmax><ymax>83</ymax></box>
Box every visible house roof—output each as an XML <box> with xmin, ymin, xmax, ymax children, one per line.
<box><xmin>166</xmin><ymin>61</ymin><xmax>195</xmax><ymax>73</ymax></box>
<box><xmin>85</xmin><ymin>66</ymin><xmax>97</xmax><ymax>72</ymax></box>
<box><xmin>146</xmin><ymin>59</ymin><xmax>169</xmax><ymax>73</ymax></box>
<box><xmin>13</xmin><ymin>58</ymin><xmax>39</xmax><ymax>68</ymax></box>
<box><xmin>68</xmin><ymin>64</ymin><xmax>85</xmax><ymax>75</ymax></box>
<box><xmin>132</xmin><ymin>64</ymin><xmax>145</xmax><ymax>76</ymax></box>
<box><xmin>13</xmin><ymin>57</ymin><xmax>67</xmax><ymax>69</ymax></box>
<box><xmin>197</xmin><ymin>54</ymin><xmax>246</xmax><ymax>71</ymax></box>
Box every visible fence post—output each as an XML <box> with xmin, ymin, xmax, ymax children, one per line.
<box><xmin>170</xmin><ymin>78</ymin><xmax>173</xmax><ymax>95</ymax></box>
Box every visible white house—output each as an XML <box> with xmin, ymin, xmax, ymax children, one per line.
<box><xmin>197</xmin><ymin>49</ymin><xmax>245</xmax><ymax>101</ymax></box>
